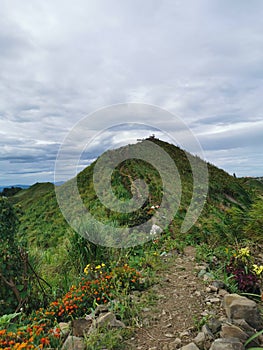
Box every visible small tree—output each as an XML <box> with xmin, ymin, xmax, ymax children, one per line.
<box><xmin>0</xmin><ymin>197</ymin><xmax>28</xmax><ymax>314</ymax></box>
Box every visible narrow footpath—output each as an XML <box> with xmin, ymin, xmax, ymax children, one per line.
<box><xmin>125</xmin><ymin>247</ymin><xmax>224</xmax><ymax>350</ymax></box>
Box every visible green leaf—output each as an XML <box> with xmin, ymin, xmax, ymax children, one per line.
<box><xmin>0</xmin><ymin>312</ymin><xmax>21</xmax><ymax>328</ymax></box>
<box><xmin>244</xmin><ymin>329</ymin><xmax>263</xmax><ymax>347</ymax></box>
<box><xmin>16</xmin><ymin>284</ymin><xmax>24</xmax><ymax>292</ymax></box>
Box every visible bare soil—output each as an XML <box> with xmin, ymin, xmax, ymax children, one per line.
<box><xmin>124</xmin><ymin>246</ymin><xmax>224</xmax><ymax>350</ymax></box>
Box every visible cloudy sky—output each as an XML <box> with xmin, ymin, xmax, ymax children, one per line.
<box><xmin>1</xmin><ymin>0</ymin><xmax>263</xmax><ymax>186</ymax></box>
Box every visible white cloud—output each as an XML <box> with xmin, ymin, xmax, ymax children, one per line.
<box><xmin>1</xmin><ymin>0</ymin><xmax>263</xmax><ymax>184</ymax></box>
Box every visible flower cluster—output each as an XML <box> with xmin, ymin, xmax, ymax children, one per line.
<box><xmin>235</xmin><ymin>247</ymin><xmax>250</xmax><ymax>261</ymax></box>
<box><xmin>48</xmin><ymin>277</ymin><xmax>112</xmax><ymax>321</ymax></box>
<box><xmin>111</xmin><ymin>264</ymin><xmax>142</xmax><ymax>290</ymax></box>
<box><xmin>253</xmin><ymin>264</ymin><xmax>263</xmax><ymax>276</ymax></box>
<box><xmin>0</xmin><ymin>322</ymin><xmax>61</xmax><ymax>349</ymax></box>
<box><xmin>0</xmin><ymin>263</ymin><xmax>143</xmax><ymax>348</ymax></box>
<box><xmin>84</xmin><ymin>262</ymin><xmax>106</xmax><ymax>276</ymax></box>
<box><xmin>48</xmin><ymin>264</ymin><xmax>142</xmax><ymax>321</ymax></box>
<box><xmin>226</xmin><ymin>247</ymin><xmax>262</xmax><ymax>294</ymax></box>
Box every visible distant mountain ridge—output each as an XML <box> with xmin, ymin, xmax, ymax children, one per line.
<box><xmin>0</xmin><ymin>184</ymin><xmax>30</xmax><ymax>191</ymax></box>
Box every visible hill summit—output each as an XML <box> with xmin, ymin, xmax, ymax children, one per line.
<box><xmin>11</xmin><ymin>138</ymin><xmax>253</xmax><ymax>240</ymax></box>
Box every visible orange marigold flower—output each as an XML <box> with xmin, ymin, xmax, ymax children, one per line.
<box><xmin>40</xmin><ymin>337</ymin><xmax>50</xmax><ymax>345</ymax></box>
<box><xmin>17</xmin><ymin>342</ymin><xmax>28</xmax><ymax>349</ymax></box>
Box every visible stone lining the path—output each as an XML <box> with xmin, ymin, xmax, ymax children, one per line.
<box><xmin>181</xmin><ymin>293</ymin><xmax>263</xmax><ymax>350</ymax></box>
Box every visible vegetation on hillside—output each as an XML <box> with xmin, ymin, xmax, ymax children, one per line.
<box><xmin>5</xmin><ymin>139</ymin><xmax>263</xmax><ymax>288</ymax></box>
<box><xmin>1</xmin><ymin>138</ymin><xmax>263</xmax><ymax>348</ymax></box>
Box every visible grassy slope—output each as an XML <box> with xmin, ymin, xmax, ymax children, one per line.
<box><xmin>9</xmin><ymin>139</ymin><xmax>262</xmax><ymax>282</ymax></box>
<box><xmin>11</xmin><ymin>139</ymin><xmax>257</xmax><ymax>241</ymax></box>
<box><xmin>238</xmin><ymin>176</ymin><xmax>263</xmax><ymax>197</ymax></box>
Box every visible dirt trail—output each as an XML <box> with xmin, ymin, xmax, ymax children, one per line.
<box><xmin>125</xmin><ymin>247</ymin><xmax>223</xmax><ymax>350</ymax></box>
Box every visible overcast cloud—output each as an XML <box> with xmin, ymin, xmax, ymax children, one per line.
<box><xmin>1</xmin><ymin>0</ymin><xmax>263</xmax><ymax>185</ymax></box>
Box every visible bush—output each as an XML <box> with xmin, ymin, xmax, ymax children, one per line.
<box><xmin>0</xmin><ymin>198</ymin><xmax>27</xmax><ymax>314</ymax></box>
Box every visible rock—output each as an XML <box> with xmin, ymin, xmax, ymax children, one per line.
<box><xmin>194</xmin><ymin>291</ymin><xmax>201</xmax><ymax>297</ymax></box>
<box><xmin>203</xmin><ymin>273</ymin><xmax>214</xmax><ymax>281</ymax></box>
<box><xmin>180</xmin><ymin>342</ymin><xmax>200</xmax><ymax>350</ymax></box>
<box><xmin>165</xmin><ymin>323</ymin><xmax>173</xmax><ymax>328</ymax></box>
<box><xmin>94</xmin><ymin>304</ymin><xmax>109</xmax><ymax>315</ymax></box>
<box><xmin>211</xmin><ymin>281</ymin><xmax>226</xmax><ymax>289</ymax></box>
<box><xmin>209</xmin><ymin>285</ymin><xmax>219</xmax><ymax>293</ymax></box>
<box><xmin>232</xmin><ymin>319</ymin><xmax>261</xmax><ymax>346</ymax></box>
<box><xmin>232</xmin><ymin>318</ymin><xmax>255</xmax><ymax>333</ymax></box>
<box><xmin>90</xmin><ymin>311</ymin><xmax>125</xmax><ymax>331</ymax></box>
<box><xmin>201</xmin><ymin>311</ymin><xmax>210</xmax><ymax>317</ymax></box>
<box><xmin>207</xmin><ymin>297</ymin><xmax>221</xmax><ymax>304</ymax></box>
<box><xmin>62</xmin><ymin>335</ymin><xmax>85</xmax><ymax>350</ymax></box>
<box><xmin>220</xmin><ymin>324</ymin><xmax>248</xmax><ymax>342</ymax></box>
<box><xmin>58</xmin><ymin>322</ymin><xmax>71</xmax><ymax>336</ymax></box>
<box><xmin>165</xmin><ymin>332</ymin><xmax>176</xmax><ymax>338</ymax></box>
<box><xmin>198</xmin><ymin>270</ymin><xmax>207</xmax><ymax>278</ymax></box>
<box><xmin>201</xmin><ymin>325</ymin><xmax>214</xmax><ymax>340</ymax></box>
<box><xmin>171</xmin><ymin>338</ymin><xmax>182</xmax><ymax>348</ymax></box>
<box><xmin>218</xmin><ymin>289</ymin><xmax>228</xmax><ymax>297</ymax></box>
<box><xmin>200</xmin><ymin>324</ymin><xmax>214</xmax><ymax>349</ymax></box>
<box><xmin>207</xmin><ymin>318</ymin><xmax>222</xmax><ymax>334</ymax></box>
<box><xmin>150</xmin><ymin>224</ymin><xmax>162</xmax><ymax>235</ymax></box>
<box><xmin>193</xmin><ymin>332</ymin><xmax>206</xmax><ymax>349</ymax></box>
<box><xmin>224</xmin><ymin>294</ymin><xmax>263</xmax><ymax>330</ymax></box>
<box><xmin>96</xmin><ymin>311</ymin><xmax>115</xmax><ymax>326</ymax></box>
<box><xmin>72</xmin><ymin>318</ymin><xmax>92</xmax><ymax>337</ymax></box>
<box><xmin>209</xmin><ymin>337</ymin><xmax>244</xmax><ymax>350</ymax></box>
<box><xmin>180</xmin><ymin>330</ymin><xmax>190</xmax><ymax>338</ymax></box>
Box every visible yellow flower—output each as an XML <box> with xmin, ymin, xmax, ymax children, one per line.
<box><xmin>95</xmin><ymin>264</ymin><xmax>102</xmax><ymax>269</ymax></box>
<box><xmin>236</xmin><ymin>247</ymin><xmax>250</xmax><ymax>259</ymax></box>
<box><xmin>84</xmin><ymin>264</ymin><xmax>90</xmax><ymax>274</ymax></box>
<box><xmin>240</xmin><ymin>247</ymin><xmax>250</xmax><ymax>256</ymax></box>
<box><xmin>101</xmin><ymin>263</ymin><xmax>106</xmax><ymax>267</ymax></box>
<box><xmin>253</xmin><ymin>264</ymin><xmax>263</xmax><ymax>275</ymax></box>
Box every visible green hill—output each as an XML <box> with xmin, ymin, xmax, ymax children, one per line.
<box><xmin>9</xmin><ymin>138</ymin><xmax>262</xmax><ymax>287</ymax></box>
<box><xmin>237</xmin><ymin>176</ymin><xmax>263</xmax><ymax>196</ymax></box>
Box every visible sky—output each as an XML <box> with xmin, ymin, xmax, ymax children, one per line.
<box><xmin>1</xmin><ymin>0</ymin><xmax>263</xmax><ymax>186</ymax></box>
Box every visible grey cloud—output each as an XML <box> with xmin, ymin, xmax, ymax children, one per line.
<box><xmin>199</xmin><ymin>123</ymin><xmax>263</xmax><ymax>151</ymax></box>
<box><xmin>192</xmin><ymin>113</ymin><xmax>262</xmax><ymax>127</ymax></box>
<box><xmin>0</xmin><ymin>0</ymin><xmax>263</xmax><ymax>184</ymax></box>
